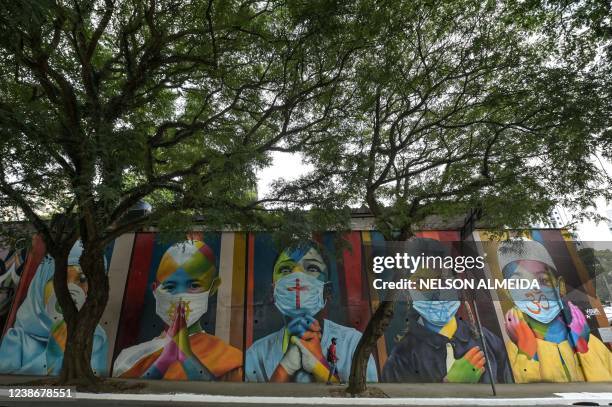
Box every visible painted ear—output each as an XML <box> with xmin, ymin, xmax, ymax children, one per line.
<box><xmin>209</xmin><ymin>277</ymin><xmax>221</xmax><ymax>296</ymax></box>
<box><xmin>323</xmin><ymin>281</ymin><xmax>333</xmax><ymax>300</ymax></box>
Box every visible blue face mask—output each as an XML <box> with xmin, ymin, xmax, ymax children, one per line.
<box><xmin>511</xmin><ymin>284</ymin><xmax>562</xmax><ymax>324</ymax></box>
<box><xmin>273</xmin><ymin>272</ymin><xmax>325</xmax><ymax>318</ymax></box>
<box><xmin>412</xmin><ymin>300</ymin><xmax>460</xmax><ymax>327</ymax></box>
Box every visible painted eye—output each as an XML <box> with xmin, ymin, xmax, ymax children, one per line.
<box><xmin>306</xmin><ymin>265</ymin><xmax>321</xmax><ymax>274</ymax></box>
<box><xmin>162</xmin><ymin>282</ymin><xmax>175</xmax><ymax>291</ymax></box>
<box><xmin>79</xmin><ymin>274</ymin><xmax>87</xmax><ymax>284</ymax></box>
<box><xmin>541</xmin><ymin>275</ymin><xmax>554</xmax><ymax>287</ymax></box>
<box><xmin>190</xmin><ymin>281</ymin><xmax>202</xmax><ymax>289</ymax></box>
<box><xmin>279</xmin><ymin>266</ymin><xmax>292</xmax><ymax>274</ymax></box>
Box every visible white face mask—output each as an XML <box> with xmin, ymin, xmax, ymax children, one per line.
<box><xmin>510</xmin><ymin>282</ymin><xmax>562</xmax><ymax>324</ymax></box>
<box><xmin>273</xmin><ymin>271</ymin><xmax>326</xmax><ymax>318</ymax></box>
<box><xmin>154</xmin><ymin>287</ymin><xmax>210</xmax><ymax>327</ymax></box>
<box><xmin>45</xmin><ymin>283</ymin><xmax>86</xmax><ymax>322</ymax></box>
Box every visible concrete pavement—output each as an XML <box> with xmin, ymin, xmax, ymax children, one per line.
<box><xmin>0</xmin><ymin>375</ymin><xmax>611</xmax><ymax>406</ymax></box>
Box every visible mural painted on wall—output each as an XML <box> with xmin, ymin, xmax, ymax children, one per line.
<box><xmin>0</xmin><ymin>238</ymin><xmax>111</xmax><ymax>376</ymax></box>
<box><xmin>111</xmin><ymin>233</ymin><xmax>243</xmax><ymax>381</ymax></box>
<box><xmin>475</xmin><ymin>230</ymin><xmax>612</xmax><ymax>382</ymax></box>
<box><xmin>244</xmin><ymin>233</ymin><xmax>377</xmax><ymax>383</ymax></box>
<box><xmin>0</xmin><ymin>229</ymin><xmax>609</xmax><ymax>384</ymax></box>
<box><xmin>378</xmin><ymin>233</ymin><xmax>512</xmax><ymax>384</ymax></box>
<box><xmin>0</xmin><ymin>244</ymin><xmax>26</xmax><ymax>331</ymax></box>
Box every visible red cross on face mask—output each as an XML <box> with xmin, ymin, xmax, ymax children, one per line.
<box><xmin>273</xmin><ymin>272</ymin><xmax>326</xmax><ymax>317</ymax></box>
<box><xmin>287</xmin><ymin>277</ymin><xmax>309</xmax><ymax>309</ymax></box>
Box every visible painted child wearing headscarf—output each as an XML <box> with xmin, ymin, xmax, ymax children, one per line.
<box><xmin>112</xmin><ymin>240</ymin><xmax>242</xmax><ymax>381</ymax></box>
<box><xmin>0</xmin><ymin>241</ymin><xmax>108</xmax><ymax>376</ymax></box>
<box><xmin>0</xmin><ymin>247</ymin><xmax>25</xmax><ymax>329</ymax></box>
<box><xmin>499</xmin><ymin>239</ymin><xmax>612</xmax><ymax>382</ymax></box>
<box><xmin>382</xmin><ymin>238</ymin><xmax>511</xmax><ymax>383</ymax></box>
<box><xmin>245</xmin><ymin>243</ymin><xmax>378</xmax><ymax>383</ymax></box>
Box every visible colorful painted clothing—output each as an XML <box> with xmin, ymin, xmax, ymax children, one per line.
<box><xmin>506</xmin><ymin>313</ymin><xmax>612</xmax><ymax>383</ymax></box>
<box><xmin>0</xmin><ymin>250</ymin><xmax>108</xmax><ymax>376</ymax></box>
<box><xmin>382</xmin><ymin>318</ymin><xmax>511</xmax><ymax>383</ymax></box>
<box><xmin>113</xmin><ymin>331</ymin><xmax>242</xmax><ymax>381</ymax></box>
<box><xmin>245</xmin><ymin>319</ymin><xmax>378</xmax><ymax>382</ymax></box>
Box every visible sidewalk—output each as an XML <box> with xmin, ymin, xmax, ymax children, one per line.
<box><xmin>0</xmin><ymin>375</ymin><xmax>611</xmax><ymax>405</ymax></box>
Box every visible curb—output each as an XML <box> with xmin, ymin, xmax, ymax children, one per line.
<box><xmin>10</xmin><ymin>391</ymin><xmax>610</xmax><ymax>405</ymax></box>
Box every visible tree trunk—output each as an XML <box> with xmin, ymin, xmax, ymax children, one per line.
<box><xmin>347</xmin><ymin>232</ymin><xmax>412</xmax><ymax>395</ymax></box>
<box><xmin>54</xmin><ymin>243</ymin><xmax>109</xmax><ymax>388</ymax></box>
<box><xmin>347</xmin><ymin>299</ymin><xmax>396</xmax><ymax>394</ymax></box>
<box><xmin>60</xmin><ymin>315</ymin><xmax>98</xmax><ymax>386</ymax></box>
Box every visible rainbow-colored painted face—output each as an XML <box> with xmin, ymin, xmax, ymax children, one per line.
<box><xmin>505</xmin><ymin>260</ymin><xmax>562</xmax><ymax>323</ymax></box>
<box><xmin>508</xmin><ymin>260</ymin><xmax>556</xmax><ymax>289</ymax></box>
<box><xmin>273</xmin><ymin>246</ymin><xmax>328</xmax><ymax>284</ymax></box>
<box><xmin>156</xmin><ymin>241</ymin><xmax>217</xmax><ymax>295</ymax></box>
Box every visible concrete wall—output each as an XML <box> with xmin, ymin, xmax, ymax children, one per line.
<box><xmin>0</xmin><ymin>229</ymin><xmax>609</xmax><ymax>383</ymax></box>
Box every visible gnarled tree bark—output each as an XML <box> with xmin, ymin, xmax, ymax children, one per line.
<box><xmin>52</xmin><ymin>240</ymin><xmax>109</xmax><ymax>387</ymax></box>
<box><xmin>347</xmin><ymin>299</ymin><xmax>396</xmax><ymax>395</ymax></box>
<box><xmin>347</xmin><ymin>227</ymin><xmax>412</xmax><ymax>395</ymax></box>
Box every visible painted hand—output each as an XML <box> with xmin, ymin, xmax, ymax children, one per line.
<box><xmin>566</xmin><ymin>301</ymin><xmax>589</xmax><ymax>353</ymax></box>
<box><xmin>291</xmin><ymin>328</ymin><xmax>338</xmax><ymax>383</ymax></box>
<box><xmin>287</xmin><ymin>315</ymin><xmax>317</xmax><ymax>339</ymax></box>
<box><xmin>291</xmin><ymin>334</ymin><xmax>322</xmax><ymax>373</ymax></box>
<box><xmin>154</xmin><ymin>300</ymin><xmax>188</xmax><ymax>373</ymax></box>
<box><xmin>444</xmin><ymin>346</ymin><xmax>485</xmax><ymax>383</ymax></box>
<box><xmin>505</xmin><ymin>308</ymin><xmax>537</xmax><ymax>359</ymax></box>
<box><xmin>290</xmin><ymin>318</ymin><xmax>324</xmax><ymax>363</ymax></box>
<box><xmin>278</xmin><ymin>344</ymin><xmax>302</xmax><ymax>376</ymax></box>
<box><xmin>174</xmin><ymin>301</ymin><xmax>194</xmax><ymax>361</ymax></box>
<box><xmin>275</xmin><ymin>317</ymin><xmax>330</xmax><ymax>382</ymax></box>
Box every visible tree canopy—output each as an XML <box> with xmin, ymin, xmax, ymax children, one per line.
<box><xmin>263</xmin><ymin>0</ymin><xmax>612</xmax><ymax>393</ymax></box>
<box><xmin>0</xmin><ymin>0</ymin><xmax>356</xmax><ymax>385</ymax></box>
<box><xmin>273</xmin><ymin>0</ymin><xmax>611</xmax><ymax>239</ymax></box>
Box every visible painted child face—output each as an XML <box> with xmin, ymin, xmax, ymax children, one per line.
<box><xmin>67</xmin><ymin>265</ymin><xmax>88</xmax><ymax>293</ymax></box>
<box><xmin>43</xmin><ymin>265</ymin><xmax>88</xmax><ymax>305</ymax></box>
<box><xmin>43</xmin><ymin>265</ymin><xmax>89</xmax><ymax>322</ymax></box>
<box><xmin>152</xmin><ymin>241</ymin><xmax>219</xmax><ymax>327</ymax></box>
<box><xmin>506</xmin><ymin>260</ymin><xmax>562</xmax><ymax>322</ymax></box>
<box><xmin>153</xmin><ymin>241</ymin><xmax>218</xmax><ymax>295</ymax></box>
<box><xmin>408</xmin><ymin>267</ymin><xmax>458</xmax><ymax>301</ymax></box>
<box><xmin>407</xmin><ymin>266</ymin><xmax>460</xmax><ymax>326</ymax></box>
<box><xmin>159</xmin><ymin>267</ymin><xmax>212</xmax><ymax>295</ymax></box>
<box><xmin>273</xmin><ymin>246</ymin><xmax>328</xmax><ymax>283</ymax></box>
<box><xmin>511</xmin><ymin>260</ymin><xmax>556</xmax><ymax>288</ymax></box>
